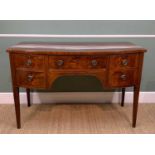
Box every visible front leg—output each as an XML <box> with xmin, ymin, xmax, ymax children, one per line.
<box><xmin>13</xmin><ymin>86</ymin><xmax>21</xmax><ymax>129</ymax></box>
<box><xmin>132</xmin><ymin>85</ymin><xmax>140</xmax><ymax>128</ymax></box>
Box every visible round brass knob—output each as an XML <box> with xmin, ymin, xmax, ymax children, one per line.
<box><xmin>27</xmin><ymin>74</ymin><xmax>33</xmax><ymax>82</ymax></box>
<box><xmin>26</xmin><ymin>59</ymin><xmax>32</xmax><ymax>66</ymax></box>
<box><xmin>122</xmin><ymin>59</ymin><xmax>128</xmax><ymax>66</ymax></box>
<box><xmin>120</xmin><ymin>74</ymin><xmax>127</xmax><ymax>80</ymax></box>
<box><xmin>57</xmin><ymin>60</ymin><xmax>64</xmax><ymax>66</ymax></box>
<box><xmin>91</xmin><ymin>60</ymin><xmax>98</xmax><ymax>66</ymax></box>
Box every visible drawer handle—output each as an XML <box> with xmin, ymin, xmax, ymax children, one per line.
<box><xmin>27</xmin><ymin>74</ymin><xmax>34</xmax><ymax>82</ymax></box>
<box><xmin>120</xmin><ymin>74</ymin><xmax>127</xmax><ymax>80</ymax></box>
<box><xmin>91</xmin><ymin>60</ymin><xmax>98</xmax><ymax>66</ymax></box>
<box><xmin>26</xmin><ymin>59</ymin><xmax>32</xmax><ymax>66</ymax></box>
<box><xmin>57</xmin><ymin>60</ymin><xmax>64</xmax><ymax>66</ymax></box>
<box><xmin>122</xmin><ymin>59</ymin><xmax>128</xmax><ymax>66</ymax></box>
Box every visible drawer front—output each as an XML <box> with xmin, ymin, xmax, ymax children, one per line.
<box><xmin>108</xmin><ymin>69</ymin><xmax>135</xmax><ymax>87</ymax></box>
<box><xmin>14</xmin><ymin>54</ymin><xmax>45</xmax><ymax>70</ymax></box>
<box><xmin>109</xmin><ymin>54</ymin><xmax>138</xmax><ymax>70</ymax></box>
<box><xmin>48</xmin><ymin>56</ymin><xmax>107</xmax><ymax>70</ymax></box>
<box><xmin>16</xmin><ymin>70</ymin><xmax>46</xmax><ymax>88</ymax></box>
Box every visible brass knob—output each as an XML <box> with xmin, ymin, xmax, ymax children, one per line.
<box><xmin>26</xmin><ymin>59</ymin><xmax>32</xmax><ymax>66</ymax></box>
<box><xmin>91</xmin><ymin>60</ymin><xmax>98</xmax><ymax>66</ymax></box>
<box><xmin>57</xmin><ymin>60</ymin><xmax>64</xmax><ymax>66</ymax></box>
<box><xmin>122</xmin><ymin>59</ymin><xmax>128</xmax><ymax>66</ymax></box>
<box><xmin>27</xmin><ymin>74</ymin><xmax>33</xmax><ymax>82</ymax></box>
<box><xmin>120</xmin><ymin>74</ymin><xmax>127</xmax><ymax>80</ymax></box>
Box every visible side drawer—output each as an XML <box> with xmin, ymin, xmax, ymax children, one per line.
<box><xmin>15</xmin><ymin>69</ymin><xmax>46</xmax><ymax>88</ymax></box>
<box><xmin>108</xmin><ymin>69</ymin><xmax>136</xmax><ymax>87</ymax></box>
<box><xmin>109</xmin><ymin>54</ymin><xmax>138</xmax><ymax>70</ymax></box>
<box><xmin>14</xmin><ymin>54</ymin><xmax>45</xmax><ymax>70</ymax></box>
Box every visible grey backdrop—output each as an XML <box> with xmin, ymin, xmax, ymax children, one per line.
<box><xmin>0</xmin><ymin>20</ymin><xmax>154</xmax><ymax>92</ymax></box>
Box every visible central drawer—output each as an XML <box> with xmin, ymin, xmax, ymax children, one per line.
<box><xmin>48</xmin><ymin>56</ymin><xmax>107</xmax><ymax>70</ymax></box>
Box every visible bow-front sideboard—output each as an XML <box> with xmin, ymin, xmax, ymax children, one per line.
<box><xmin>7</xmin><ymin>42</ymin><xmax>147</xmax><ymax>129</ymax></box>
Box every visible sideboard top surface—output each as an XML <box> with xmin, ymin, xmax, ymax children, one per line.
<box><xmin>7</xmin><ymin>42</ymin><xmax>147</xmax><ymax>55</ymax></box>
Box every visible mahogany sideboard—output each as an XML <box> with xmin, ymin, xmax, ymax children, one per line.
<box><xmin>7</xmin><ymin>42</ymin><xmax>147</xmax><ymax>129</ymax></box>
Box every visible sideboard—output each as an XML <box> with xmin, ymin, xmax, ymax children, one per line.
<box><xmin>7</xmin><ymin>42</ymin><xmax>147</xmax><ymax>129</ymax></box>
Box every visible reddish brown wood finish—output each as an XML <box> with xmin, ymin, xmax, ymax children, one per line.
<box><xmin>7</xmin><ymin>42</ymin><xmax>147</xmax><ymax>129</ymax></box>
<box><xmin>15</xmin><ymin>69</ymin><xmax>46</xmax><ymax>88</ymax></box>
<box><xmin>14</xmin><ymin>54</ymin><xmax>45</xmax><ymax>71</ymax></box>
<box><xmin>108</xmin><ymin>69</ymin><xmax>135</xmax><ymax>87</ymax></box>
<box><xmin>109</xmin><ymin>54</ymin><xmax>138</xmax><ymax>70</ymax></box>
<box><xmin>48</xmin><ymin>56</ymin><xmax>107</xmax><ymax>70</ymax></box>
<box><xmin>13</xmin><ymin>86</ymin><xmax>21</xmax><ymax>129</ymax></box>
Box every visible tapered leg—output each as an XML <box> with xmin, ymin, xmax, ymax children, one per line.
<box><xmin>26</xmin><ymin>88</ymin><xmax>31</xmax><ymax>107</ymax></box>
<box><xmin>13</xmin><ymin>87</ymin><xmax>21</xmax><ymax>129</ymax></box>
<box><xmin>121</xmin><ymin>88</ymin><xmax>125</xmax><ymax>107</ymax></box>
<box><xmin>132</xmin><ymin>86</ymin><xmax>140</xmax><ymax>128</ymax></box>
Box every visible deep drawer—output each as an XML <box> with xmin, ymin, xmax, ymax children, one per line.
<box><xmin>108</xmin><ymin>69</ymin><xmax>135</xmax><ymax>87</ymax></box>
<box><xmin>15</xmin><ymin>69</ymin><xmax>46</xmax><ymax>88</ymax></box>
